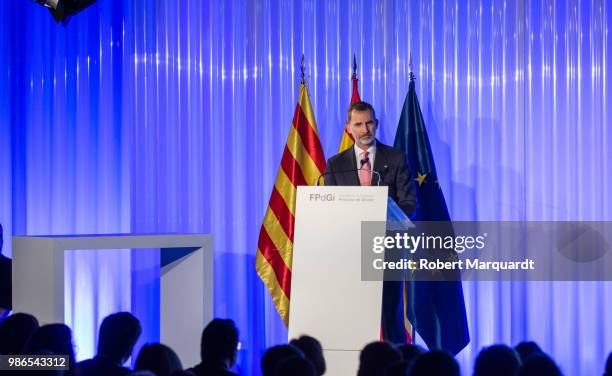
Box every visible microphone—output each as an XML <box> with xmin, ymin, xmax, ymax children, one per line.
<box><xmin>315</xmin><ymin>160</ymin><xmax>382</xmax><ymax>185</ymax></box>
<box><xmin>360</xmin><ymin>167</ymin><xmax>382</xmax><ymax>186</ymax></box>
<box><xmin>316</xmin><ymin>168</ymin><xmax>381</xmax><ymax>186</ymax></box>
<box><xmin>358</xmin><ymin>157</ymin><xmax>381</xmax><ymax>186</ymax></box>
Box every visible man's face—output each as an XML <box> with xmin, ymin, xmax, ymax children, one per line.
<box><xmin>346</xmin><ymin>109</ymin><xmax>377</xmax><ymax>149</ymax></box>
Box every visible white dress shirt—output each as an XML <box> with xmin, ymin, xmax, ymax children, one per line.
<box><xmin>353</xmin><ymin>141</ymin><xmax>376</xmax><ymax>174</ymax></box>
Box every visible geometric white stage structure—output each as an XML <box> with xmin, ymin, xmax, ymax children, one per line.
<box><xmin>12</xmin><ymin>234</ymin><xmax>213</xmax><ymax>367</ymax></box>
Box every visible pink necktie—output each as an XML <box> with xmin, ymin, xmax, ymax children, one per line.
<box><xmin>359</xmin><ymin>151</ymin><xmax>372</xmax><ymax>186</ymax></box>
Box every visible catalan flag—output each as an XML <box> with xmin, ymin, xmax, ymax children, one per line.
<box><xmin>256</xmin><ymin>80</ymin><xmax>326</xmax><ymax>325</ymax></box>
<box><xmin>337</xmin><ymin>55</ymin><xmax>362</xmax><ymax>152</ymax></box>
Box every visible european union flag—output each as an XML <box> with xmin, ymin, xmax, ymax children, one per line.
<box><xmin>392</xmin><ymin>70</ymin><xmax>470</xmax><ymax>355</ymax></box>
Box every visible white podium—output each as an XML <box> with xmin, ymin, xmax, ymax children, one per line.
<box><xmin>11</xmin><ymin>234</ymin><xmax>213</xmax><ymax>367</ymax></box>
<box><xmin>288</xmin><ymin>186</ymin><xmax>388</xmax><ymax>375</ymax></box>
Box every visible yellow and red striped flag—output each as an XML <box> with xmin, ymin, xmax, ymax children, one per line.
<box><xmin>337</xmin><ymin>55</ymin><xmax>362</xmax><ymax>152</ymax></box>
<box><xmin>256</xmin><ymin>81</ymin><xmax>326</xmax><ymax>325</ymax></box>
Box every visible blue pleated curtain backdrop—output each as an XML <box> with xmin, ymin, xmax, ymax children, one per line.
<box><xmin>0</xmin><ymin>0</ymin><xmax>610</xmax><ymax>375</ymax></box>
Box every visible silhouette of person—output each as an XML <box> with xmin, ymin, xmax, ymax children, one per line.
<box><xmin>23</xmin><ymin>323</ymin><xmax>77</xmax><ymax>375</ymax></box>
<box><xmin>261</xmin><ymin>344</ymin><xmax>304</xmax><ymax>376</ymax></box>
<box><xmin>474</xmin><ymin>344</ymin><xmax>521</xmax><ymax>376</ymax></box>
<box><xmin>135</xmin><ymin>343</ymin><xmax>183</xmax><ymax>376</ymax></box>
<box><xmin>357</xmin><ymin>342</ymin><xmax>402</xmax><ymax>376</ymax></box>
<box><xmin>289</xmin><ymin>335</ymin><xmax>326</xmax><ymax>376</ymax></box>
<box><xmin>78</xmin><ymin>312</ymin><xmax>142</xmax><ymax>376</ymax></box>
<box><xmin>410</xmin><ymin>350</ymin><xmax>460</xmax><ymax>376</ymax></box>
<box><xmin>518</xmin><ymin>353</ymin><xmax>562</xmax><ymax>376</ymax></box>
<box><xmin>0</xmin><ymin>312</ymin><xmax>39</xmax><ymax>354</ymax></box>
<box><xmin>188</xmin><ymin>318</ymin><xmax>239</xmax><ymax>376</ymax></box>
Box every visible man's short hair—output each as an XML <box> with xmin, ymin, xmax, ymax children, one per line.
<box><xmin>200</xmin><ymin>318</ymin><xmax>239</xmax><ymax>364</ymax></box>
<box><xmin>346</xmin><ymin>101</ymin><xmax>377</xmax><ymax>124</ymax></box>
<box><xmin>474</xmin><ymin>344</ymin><xmax>521</xmax><ymax>376</ymax></box>
<box><xmin>97</xmin><ymin>312</ymin><xmax>142</xmax><ymax>362</ymax></box>
<box><xmin>261</xmin><ymin>344</ymin><xmax>304</xmax><ymax>376</ymax></box>
<box><xmin>357</xmin><ymin>341</ymin><xmax>401</xmax><ymax>376</ymax></box>
<box><xmin>410</xmin><ymin>350</ymin><xmax>460</xmax><ymax>376</ymax></box>
<box><xmin>289</xmin><ymin>335</ymin><xmax>326</xmax><ymax>375</ymax></box>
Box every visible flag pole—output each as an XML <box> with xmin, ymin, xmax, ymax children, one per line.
<box><xmin>408</xmin><ymin>52</ymin><xmax>415</xmax><ymax>82</ymax></box>
<box><xmin>300</xmin><ymin>54</ymin><xmax>305</xmax><ymax>84</ymax></box>
<box><xmin>409</xmin><ymin>52</ymin><xmax>416</xmax><ymax>346</ymax></box>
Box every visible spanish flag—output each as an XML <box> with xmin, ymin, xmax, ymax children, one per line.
<box><xmin>337</xmin><ymin>56</ymin><xmax>362</xmax><ymax>152</ymax></box>
<box><xmin>256</xmin><ymin>81</ymin><xmax>326</xmax><ymax>325</ymax></box>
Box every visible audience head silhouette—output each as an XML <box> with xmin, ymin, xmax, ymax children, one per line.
<box><xmin>474</xmin><ymin>344</ymin><xmax>521</xmax><ymax>376</ymax></box>
<box><xmin>1</xmin><ymin>307</ymin><xmax>606</xmax><ymax>376</ymax></box>
<box><xmin>396</xmin><ymin>344</ymin><xmax>425</xmax><ymax>365</ymax></box>
<box><xmin>604</xmin><ymin>352</ymin><xmax>612</xmax><ymax>376</ymax></box>
<box><xmin>200</xmin><ymin>318</ymin><xmax>239</xmax><ymax>366</ymax></box>
<box><xmin>261</xmin><ymin>344</ymin><xmax>304</xmax><ymax>376</ymax></box>
<box><xmin>0</xmin><ymin>312</ymin><xmax>39</xmax><ymax>355</ymax></box>
<box><xmin>381</xmin><ymin>360</ymin><xmax>410</xmax><ymax>376</ymax></box>
<box><xmin>24</xmin><ymin>323</ymin><xmax>76</xmax><ymax>368</ymax></box>
<box><xmin>518</xmin><ymin>353</ymin><xmax>562</xmax><ymax>376</ymax></box>
<box><xmin>514</xmin><ymin>341</ymin><xmax>543</xmax><ymax>364</ymax></box>
<box><xmin>357</xmin><ymin>341</ymin><xmax>402</xmax><ymax>376</ymax></box>
<box><xmin>274</xmin><ymin>356</ymin><xmax>316</xmax><ymax>376</ymax></box>
<box><xmin>135</xmin><ymin>343</ymin><xmax>183</xmax><ymax>376</ymax></box>
<box><xmin>290</xmin><ymin>335</ymin><xmax>326</xmax><ymax>376</ymax></box>
<box><xmin>410</xmin><ymin>350</ymin><xmax>460</xmax><ymax>376</ymax></box>
<box><xmin>97</xmin><ymin>312</ymin><xmax>142</xmax><ymax>364</ymax></box>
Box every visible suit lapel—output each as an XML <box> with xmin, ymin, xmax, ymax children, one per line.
<box><xmin>338</xmin><ymin>147</ymin><xmax>360</xmax><ymax>185</ymax></box>
<box><xmin>373</xmin><ymin>142</ymin><xmax>390</xmax><ymax>186</ymax></box>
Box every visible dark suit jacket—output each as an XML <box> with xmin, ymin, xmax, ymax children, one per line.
<box><xmin>324</xmin><ymin>141</ymin><xmax>416</xmax><ymax>216</ymax></box>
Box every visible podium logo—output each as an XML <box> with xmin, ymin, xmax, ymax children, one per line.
<box><xmin>309</xmin><ymin>193</ymin><xmax>336</xmax><ymax>202</ymax></box>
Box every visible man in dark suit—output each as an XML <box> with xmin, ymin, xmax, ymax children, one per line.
<box><xmin>325</xmin><ymin>101</ymin><xmax>416</xmax><ymax>344</ymax></box>
<box><xmin>324</xmin><ymin>101</ymin><xmax>416</xmax><ymax>217</ymax></box>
